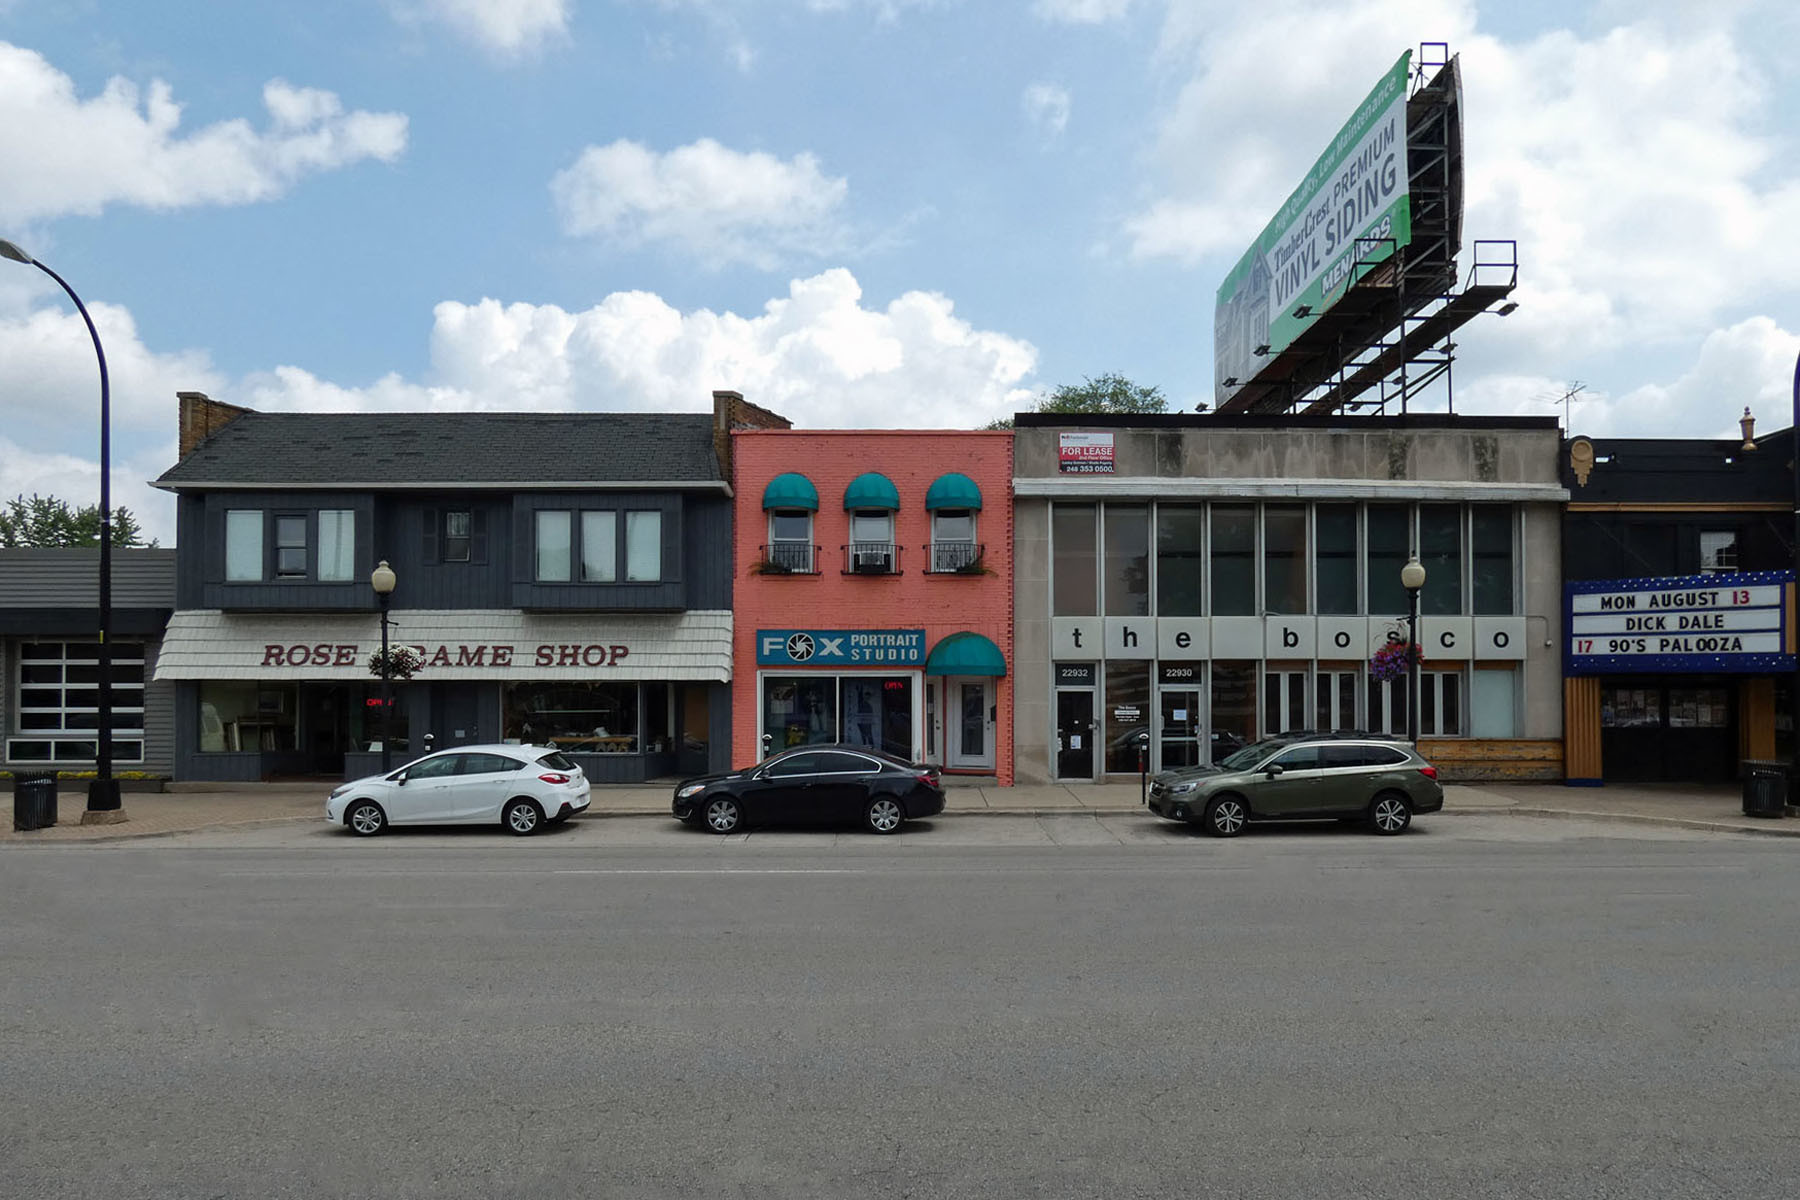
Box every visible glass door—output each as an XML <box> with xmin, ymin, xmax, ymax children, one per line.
<box><xmin>1157</xmin><ymin>687</ymin><xmax>1202</xmax><ymax>772</ymax></box>
<box><xmin>1055</xmin><ymin>689</ymin><xmax>1095</xmax><ymax>780</ymax></box>
<box><xmin>947</xmin><ymin>678</ymin><xmax>995</xmax><ymax>770</ymax></box>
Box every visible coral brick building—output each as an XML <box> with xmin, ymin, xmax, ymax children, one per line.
<box><xmin>731</xmin><ymin>429</ymin><xmax>1014</xmax><ymax>783</ymax></box>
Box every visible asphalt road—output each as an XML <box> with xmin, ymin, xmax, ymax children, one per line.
<box><xmin>3</xmin><ymin>814</ymin><xmax>1797</xmax><ymax>1199</ymax></box>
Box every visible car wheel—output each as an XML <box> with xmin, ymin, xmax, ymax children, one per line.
<box><xmin>346</xmin><ymin>799</ymin><xmax>387</xmax><ymax>837</ymax></box>
<box><xmin>1203</xmin><ymin>794</ymin><xmax>1248</xmax><ymax>838</ymax></box>
<box><xmin>865</xmin><ymin>796</ymin><xmax>904</xmax><ymax>835</ymax></box>
<box><xmin>703</xmin><ymin>796</ymin><xmax>743</xmax><ymax>835</ymax></box>
<box><xmin>1369</xmin><ymin>791</ymin><xmax>1412</xmax><ymax>836</ymax></box>
<box><xmin>503</xmin><ymin>798</ymin><xmax>545</xmax><ymax>836</ymax></box>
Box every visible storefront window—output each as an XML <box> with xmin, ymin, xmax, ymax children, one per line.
<box><xmin>1210</xmin><ymin>505</ymin><xmax>1255</xmax><ymax>616</ymax></box>
<box><xmin>1420</xmin><ymin>505</ymin><xmax>1463</xmax><ymax>615</ymax></box>
<box><xmin>1103</xmin><ymin>661</ymin><xmax>1151</xmax><ymax>774</ymax></box>
<box><xmin>1366</xmin><ymin>505</ymin><xmax>1410</xmax><ymax>617</ymax></box>
<box><xmin>1471</xmin><ymin>507</ymin><xmax>1514</xmax><ymax>614</ymax></box>
<box><xmin>1156</xmin><ymin>504</ymin><xmax>1203</xmax><ymax>616</ymax></box>
<box><xmin>9</xmin><ymin>642</ymin><xmax>147</xmax><ymax>764</ymax></box>
<box><xmin>1315</xmin><ymin>505</ymin><xmax>1358</xmax><ymax>614</ymax></box>
<box><xmin>198</xmin><ymin>681</ymin><xmax>297</xmax><ymax>752</ymax></box>
<box><xmin>841</xmin><ymin>676</ymin><xmax>913</xmax><ymax>759</ymax></box>
<box><xmin>1052</xmin><ymin>503</ymin><xmax>1098</xmax><ymax>615</ymax></box>
<box><xmin>1210</xmin><ymin>662</ymin><xmax>1257</xmax><ymax>757</ymax></box>
<box><xmin>1103</xmin><ymin>504</ymin><xmax>1149</xmax><ymax>616</ymax></box>
<box><xmin>505</xmin><ymin>681</ymin><xmax>640</xmax><ymax>752</ymax></box>
<box><xmin>1470</xmin><ymin>669</ymin><xmax>1517</xmax><ymax>738</ymax></box>
<box><xmin>1263</xmin><ymin>506</ymin><xmax>1307</xmax><ymax>614</ymax></box>
<box><xmin>764</xmin><ymin>676</ymin><xmax>838</xmax><ymax>750</ymax></box>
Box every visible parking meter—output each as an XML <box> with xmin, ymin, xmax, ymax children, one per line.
<box><xmin>1137</xmin><ymin>730</ymin><xmax>1151</xmax><ymax>805</ymax></box>
<box><xmin>760</xmin><ymin>732</ymin><xmax>773</xmax><ymax>759</ymax></box>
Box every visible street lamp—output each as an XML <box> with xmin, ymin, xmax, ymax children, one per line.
<box><xmin>1</xmin><ymin>238</ymin><xmax>120</xmax><ymax>819</ymax></box>
<box><xmin>371</xmin><ymin>560</ymin><xmax>397</xmax><ymax>772</ymax></box>
<box><xmin>1400</xmin><ymin>556</ymin><xmax>1427</xmax><ymax>744</ymax></box>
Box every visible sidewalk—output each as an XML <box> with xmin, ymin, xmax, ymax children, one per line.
<box><xmin>4</xmin><ymin>777</ymin><xmax>1797</xmax><ymax>844</ymax></box>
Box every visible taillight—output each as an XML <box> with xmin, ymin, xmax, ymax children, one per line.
<box><xmin>538</xmin><ymin>773</ymin><xmax>571</xmax><ymax>784</ymax></box>
<box><xmin>916</xmin><ymin>771</ymin><xmax>941</xmax><ymax>788</ymax></box>
<box><xmin>1418</xmin><ymin>765</ymin><xmax>1438</xmax><ymax>780</ymax></box>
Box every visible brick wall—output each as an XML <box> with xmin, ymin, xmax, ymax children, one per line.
<box><xmin>731</xmin><ymin>429</ymin><xmax>1016</xmax><ymax>783</ymax></box>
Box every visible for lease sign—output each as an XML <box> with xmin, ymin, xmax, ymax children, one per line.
<box><xmin>1058</xmin><ymin>432</ymin><xmax>1115</xmax><ymax>474</ymax></box>
<box><xmin>1566</xmin><ymin>572</ymin><xmax>1794</xmax><ymax>673</ymax></box>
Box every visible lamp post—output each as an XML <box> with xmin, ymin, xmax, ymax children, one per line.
<box><xmin>0</xmin><ymin>239</ymin><xmax>120</xmax><ymax>817</ymax></box>
<box><xmin>1400</xmin><ymin>556</ymin><xmax>1427</xmax><ymax>744</ymax></box>
<box><xmin>371</xmin><ymin>560</ymin><xmax>397</xmax><ymax>772</ymax></box>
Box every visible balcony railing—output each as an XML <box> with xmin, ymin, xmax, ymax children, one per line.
<box><xmin>924</xmin><ymin>541</ymin><xmax>985</xmax><ymax>574</ymax></box>
<box><xmin>755</xmin><ymin>543</ymin><xmax>819</xmax><ymax>575</ymax></box>
<box><xmin>841</xmin><ymin>542</ymin><xmax>901</xmax><ymax>575</ymax></box>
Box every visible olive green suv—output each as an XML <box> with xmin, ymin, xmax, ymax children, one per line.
<box><xmin>1146</xmin><ymin>734</ymin><xmax>1443</xmax><ymax>837</ymax></box>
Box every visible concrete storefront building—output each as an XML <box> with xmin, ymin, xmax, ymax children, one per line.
<box><xmin>1011</xmin><ymin>413</ymin><xmax>1567</xmax><ymax>785</ymax></box>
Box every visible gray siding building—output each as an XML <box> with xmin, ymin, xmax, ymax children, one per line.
<box><xmin>0</xmin><ymin>548</ymin><xmax>176</xmax><ymax>777</ymax></box>
<box><xmin>153</xmin><ymin>390</ymin><xmax>786</xmax><ymax>782</ymax></box>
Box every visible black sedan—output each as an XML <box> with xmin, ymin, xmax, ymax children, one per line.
<box><xmin>672</xmin><ymin>745</ymin><xmax>945</xmax><ymax>835</ymax></box>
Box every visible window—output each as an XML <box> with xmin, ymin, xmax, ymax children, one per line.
<box><xmin>1315</xmin><ymin>669</ymin><xmax>1360</xmax><ymax>731</ymax></box>
<box><xmin>626</xmin><ymin>510</ymin><xmax>662</xmax><ymax>581</ymax></box>
<box><xmin>318</xmin><ymin>510</ymin><xmax>354</xmax><ymax>581</ymax></box>
<box><xmin>275</xmin><ymin>516</ymin><xmax>307</xmax><ymax>578</ymax></box>
<box><xmin>197</xmin><ymin>681</ymin><xmax>299</xmax><ymax>752</ymax></box>
<box><xmin>1315</xmin><ymin>505</ymin><xmax>1359</xmax><ymax>614</ymax></box>
<box><xmin>769</xmin><ymin>751</ymin><xmax>827</xmax><ymax>777</ymax></box>
<box><xmin>1321</xmin><ymin>744</ymin><xmax>1372</xmax><ymax>769</ymax></box>
<box><xmin>9</xmin><ymin>641</ymin><xmax>146</xmax><ymax>764</ymax></box>
<box><xmin>1263</xmin><ymin>670</ymin><xmax>1308</xmax><ymax>734</ymax></box>
<box><xmin>768</xmin><ymin>510</ymin><xmax>815</xmax><ymax>573</ymax></box>
<box><xmin>841</xmin><ymin>676</ymin><xmax>912</xmax><ymax>758</ymax></box>
<box><xmin>504</xmin><ymin>681</ymin><xmax>641</xmax><ymax>751</ymax></box>
<box><xmin>225</xmin><ymin>510</ymin><xmax>262</xmax><ymax>581</ymax></box>
<box><xmin>1471</xmin><ymin>669</ymin><xmax>1518</xmax><ymax>738</ymax></box>
<box><xmin>1268</xmin><ymin>745</ymin><xmax>1321</xmax><ymax>770</ymax></box>
<box><xmin>407</xmin><ymin>754</ymin><xmax>462</xmax><ymax>780</ymax></box>
<box><xmin>460</xmin><ymin>753</ymin><xmax>523</xmax><ymax>775</ymax></box>
<box><xmin>1366</xmin><ymin>505</ymin><xmax>1410</xmax><ymax>616</ymax></box>
<box><xmin>849</xmin><ymin>510</ymin><xmax>895</xmax><ymax>573</ymax></box>
<box><xmin>1052</xmin><ymin>503</ymin><xmax>1098</xmax><ymax>615</ymax></box>
<box><xmin>815</xmin><ymin>750</ymin><xmax>883</xmax><ymax>774</ymax></box>
<box><xmin>1210</xmin><ymin>662</ymin><xmax>1257</xmax><ymax>756</ymax></box>
<box><xmin>1210</xmin><ymin>506</ymin><xmax>1256</xmax><ymax>616</ymax></box>
<box><xmin>1419</xmin><ymin>505</ymin><xmax>1463</xmax><ymax>615</ymax></box>
<box><xmin>581</xmin><ymin>511</ymin><xmax>616</xmax><ymax>582</ymax></box>
<box><xmin>930</xmin><ymin>510</ymin><xmax>978</xmax><ymax>572</ymax></box>
<box><xmin>536</xmin><ymin>510</ymin><xmax>571</xmax><ymax>582</ymax></box>
<box><xmin>1103</xmin><ymin>504</ymin><xmax>1150</xmax><ymax>616</ymax></box>
<box><xmin>1156</xmin><ymin>504</ymin><xmax>1203</xmax><ymax>616</ymax></box>
<box><xmin>1700</xmin><ymin>530</ymin><xmax>1738</xmax><ymax>574</ymax></box>
<box><xmin>1421</xmin><ymin>670</ymin><xmax>1463</xmax><ymax>735</ymax></box>
<box><xmin>1263</xmin><ymin>506</ymin><xmax>1307</xmax><ymax>614</ymax></box>
<box><xmin>1103</xmin><ymin>660</ymin><xmax>1151</xmax><ymax>773</ymax></box>
<box><xmin>1472</xmin><ymin>508</ymin><xmax>1515</xmax><ymax>614</ymax></box>
<box><xmin>763</xmin><ymin>677</ymin><xmax>839</xmax><ymax>749</ymax></box>
<box><xmin>443</xmin><ymin>511</ymin><xmax>472</xmax><ymax>563</ymax></box>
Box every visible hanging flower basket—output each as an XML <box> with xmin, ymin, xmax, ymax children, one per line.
<box><xmin>367</xmin><ymin>645</ymin><xmax>424</xmax><ymax>681</ymax></box>
<box><xmin>1368</xmin><ymin>641</ymin><xmax>1420</xmax><ymax>682</ymax></box>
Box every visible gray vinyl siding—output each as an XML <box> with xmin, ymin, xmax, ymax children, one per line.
<box><xmin>684</xmin><ymin>495</ymin><xmax>735</xmax><ymax>611</ymax></box>
<box><xmin>0</xmin><ymin>548</ymin><xmax>176</xmax><ymax>606</ymax></box>
<box><xmin>388</xmin><ymin>499</ymin><xmax>511</xmax><ymax>608</ymax></box>
<box><xmin>140</xmin><ymin>639</ymin><xmax>174</xmax><ymax>775</ymax></box>
<box><xmin>194</xmin><ymin>493</ymin><xmax>378</xmax><ymax>611</ymax></box>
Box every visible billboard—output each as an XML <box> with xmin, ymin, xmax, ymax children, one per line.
<box><xmin>1214</xmin><ymin>50</ymin><xmax>1414</xmax><ymax>404</ymax></box>
<box><xmin>1565</xmin><ymin>571</ymin><xmax>1795</xmax><ymax>675</ymax></box>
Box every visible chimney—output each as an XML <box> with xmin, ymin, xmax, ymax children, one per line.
<box><xmin>712</xmin><ymin>389</ymin><xmax>791</xmax><ymax>483</ymax></box>
<box><xmin>178</xmin><ymin>391</ymin><xmax>254</xmax><ymax>458</ymax></box>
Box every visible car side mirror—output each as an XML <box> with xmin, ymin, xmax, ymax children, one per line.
<box><xmin>1265</xmin><ymin>764</ymin><xmax>1284</xmax><ymax>777</ymax></box>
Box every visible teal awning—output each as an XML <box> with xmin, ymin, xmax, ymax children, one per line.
<box><xmin>925</xmin><ymin>472</ymin><xmax>983</xmax><ymax>511</ymax></box>
<box><xmin>924</xmin><ymin>632</ymin><xmax>1007</xmax><ymax>677</ymax></box>
<box><xmin>762</xmin><ymin>472</ymin><xmax>819</xmax><ymax>512</ymax></box>
<box><xmin>843</xmin><ymin>472</ymin><xmax>900</xmax><ymax>511</ymax></box>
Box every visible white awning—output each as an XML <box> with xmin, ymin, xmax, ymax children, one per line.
<box><xmin>154</xmin><ymin>609</ymin><xmax>732</xmax><ymax>682</ymax></box>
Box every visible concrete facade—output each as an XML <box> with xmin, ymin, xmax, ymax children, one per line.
<box><xmin>1012</xmin><ymin>415</ymin><xmax>1567</xmax><ymax>785</ymax></box>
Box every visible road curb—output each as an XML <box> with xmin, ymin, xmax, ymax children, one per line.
<box><xmin>1503</xmin><ymin>807</ymin><xmax>1800</xmax><ymax>837</ymax></box>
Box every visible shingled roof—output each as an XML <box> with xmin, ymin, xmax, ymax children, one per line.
<box><xmin>154</xmin><ymin>411</ymin><xmax>725</xmax><ymax>489</ymax></box>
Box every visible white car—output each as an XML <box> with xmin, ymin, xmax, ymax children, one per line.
<box><xmin>326</xmin><ymin>744</ymin><xmax>590</xmax><ymax>837</ymax></box>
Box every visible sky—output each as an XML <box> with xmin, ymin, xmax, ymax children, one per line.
<box><xmin>1</xmin><ymin>0</ymin><xmax>1797</xmax><ymax>545</ymax></box>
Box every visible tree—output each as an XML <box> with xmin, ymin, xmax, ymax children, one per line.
<box><xmin>985</xmin><ymin>372</ymin><xmax>1168</xmax><ymax>428</ymax></box>
<box><xmin>0</xmin><ymin>494</ymin><xmax>154</xmax><ymax>548</ymax></box>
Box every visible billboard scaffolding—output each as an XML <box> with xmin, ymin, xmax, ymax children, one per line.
<box><xmin>1212</xmin><ymin>44</ymin><xmax>1517</xmax><ymax>416</ymax></box>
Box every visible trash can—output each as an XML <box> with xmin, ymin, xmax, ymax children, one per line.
<box><xmin>1741</xmin><ymin>760</ymin><xmax>1788</xmax><ymax>819</ymax></box>
<box><xmin>12</xmin><ymin>773</ymin><xmax>58</xmax><ymax>832</ymax></box>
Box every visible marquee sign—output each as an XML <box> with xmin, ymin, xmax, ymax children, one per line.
<box><xmin>1565</xmin><ymin>571</ymin><xmax>1795</xmax><ymax>675</ymax></box>
<box><xmin>757</xmin><ymin>628</ymin><xmax>926</xmax><ymax>666</ymax></box>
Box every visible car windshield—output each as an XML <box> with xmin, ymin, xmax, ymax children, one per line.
<box><xmin>1218</xmin><ymin>739</ymin><xmax>1289</xmax><ymax>771</ymax></box>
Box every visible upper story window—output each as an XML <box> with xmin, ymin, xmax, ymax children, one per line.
<box><xmin>318</xmin><ymin>510</ymin><xmax>354</xmax><ymax>581</ymax></box>
<box><xmin>1210</xmin><ymin>505</ymin><xmax>1255</xmax><ymax>616</ymax></box>
<box><xmin>930</xmin><ymin>510</ymin><xmax>977</xmax><ymax>572</ymax></box>
<box><xmin>581</xmin><ymin>511</ymin><xmax>616</xmax><ymax>582</ymax></box>
<box><xmin>625</xmin><ymin>511</ymin><xmax>662</xmax><ymax>581</ymax></box>
<box><xmin>848</xmin><ymin>510</ymin><xmax>896</xmax><ymax>573</ymax></box>
<box><xmin>1472</xmin><ymin>508</ymin><xmax>1516</xmax><ymax>613</ymax></box>
<box><xmin>443</xmin><ymin>511</ymin><xmax>472</xmax><ymax>563</ymax></box>
<box><xmin>767</xmin><ymin>510</ymin><xmax>815</xmax><ymax>573</ymax></box>
<box><xmin>1104</xmin><ymin>504</ymin><xmax>1149</xmax><ymax>615</ymax></box>
<box><xmin>1263</xmin><ymin>506</ymin><xmax>1307</xmax><ymax>615</ymax></box>
<box><xmin>1052</xmin><ymin>503</ymin><xmax>1097</xmax><ymax>615</ymax></box>
<box><xmin>1155</xmin><ymin>504</ymin><xmax>1202</xmax><ymax>616</ymax></box>
<box><xmin>225</xmin><ymin>510</ymin><xmax>262</xmax><ymax>582</ymax></box>
<box><xmin>1700</xmin><ymin>530</ymin><xmax>1738</xmax><ymax>574</ymax></box>
<box><xmin>275</xmin><ymin>516</ymin><xmax>307</xmax><ymax>578</ymax></box>
<box><xmin>1315</xmin><ymin>504</ymin><xmax>1359</xmax><ymax>615</ymax></box>
<box><xmin>536</xmin><ymin>510</ymin><xmax>572</xmax><ymax>582</ymax></box>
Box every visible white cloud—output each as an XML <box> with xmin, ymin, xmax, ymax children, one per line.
<box><xmin>393</xmin><ymin>0</ymin><xmax>571</xmax><ymax>57</ymax></box>
<box><xmin>550</xmin><ymin>138</ymin><xmax>851</xmax><ymax>268</ymax></box>
<box><xmin>1033</xmin><ymin>0</ymin><xmax>1133</xmax><ymax>21</ymax></box>
<box><xmin>1022</xmin><ymin>83</ymin><xmax>1071</xmax><ymax>139</ymax></box>
<box><xmin>240</xmin><ymin>269</ymin><xmax>1038</xmax><ymax>429</ymax></box>
<box><xmin>0</xmin><ymin>43</ymin><xmax>408</xmax><ymax>225</ymax></box>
